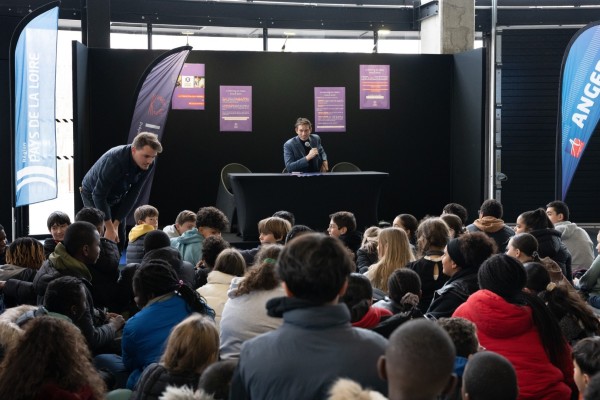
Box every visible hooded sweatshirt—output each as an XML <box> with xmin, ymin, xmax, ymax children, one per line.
<box><xmin>554</xmin><ymin>221</ymin><xmax>594</xmax><ymax>270</ymax></box>
<box><xmin>466</xmin><ymin>216</ymin><xmax>514</xmax><ymax>252</ymax></box>
<box><xmin>170</xmin><ymin>229</ymin><xmax>204</xmax><ymax>266</ymax></box>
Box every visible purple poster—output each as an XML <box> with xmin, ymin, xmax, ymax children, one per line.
<box><xmin>220</xmin><ymin>86</ymin><xmax>252</xmax><ymax>132</ymax></box>
<box><xmin>172</xmin><ymin>63</ymin><xmax>205</xmax><ymax>110</ymax></box>
<box><xmin>314</xmin><ymin>87</ymin><xmax>346</xmax><ymax>132</ymax></box>
<box><xmin>360</xmin><ymin>64</ymin><xmax>390</xmax><ymax>109</ymax></box>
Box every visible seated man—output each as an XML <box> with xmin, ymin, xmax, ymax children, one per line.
<box><xmin>230</xmin><ymin>233</ymin><xmax>388</xmax><ymax>398</ymax></box>
<box><xmin>283</xmin><ymin>117</ymin><xmax>328</xmax><ymax>173</ymax></box>
<box><xmin>546</xmin><ymin>200</ymin><xmax>594</xmax><ymax>270</ymax></box>
<box><xmin>466</xmin><ymin>199</ymin><xmax>514</xmax><ymax>253</ymax></box>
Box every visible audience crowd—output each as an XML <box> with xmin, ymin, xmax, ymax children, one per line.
<box><xmin>0</xmin><ymin>198</ymin><xmax>599</xmax><ymax>400</ymax></box>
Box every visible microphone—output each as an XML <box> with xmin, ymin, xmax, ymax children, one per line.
<box><xmin>304</xmin><ymin>141</ymin><xmax>312</xmax><ymax>149</ymax></box>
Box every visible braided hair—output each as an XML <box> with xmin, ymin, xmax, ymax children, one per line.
<box><xmin>134</xmin><ymin>259</ymin><xmax>215</xmax><ymax>318</ymax></box>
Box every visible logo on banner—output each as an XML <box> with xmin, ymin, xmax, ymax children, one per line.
<box><xmin>148</xmin><ymin>94</ymin><xmax>167</xmax><ymax>116</ymax></box>
<box><xmin>569</xmin><ymin>138</ymin><xmax>585</xmax><ymax>158</ymax></box>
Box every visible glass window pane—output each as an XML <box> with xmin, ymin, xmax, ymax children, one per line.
<box><xmin>28</xmin><ymin>29</ymin><xmax>81</xmax><ymax>235</ymax></box>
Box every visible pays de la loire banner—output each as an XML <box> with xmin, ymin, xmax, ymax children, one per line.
<box><xmin>558</xmin><ymin>21</ymin><xmax>600</xmax><ymax>200</ymax></box>
<box><xmin>11</xmin><ymin>2</ymin><xmax>59</xmax><ymax>206</ymax></box>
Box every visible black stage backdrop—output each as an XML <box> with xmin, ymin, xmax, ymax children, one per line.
<box><xmin>73</xmin><ymin>46</ymin><xmax>485</xmax><ymax>234</ymax></box>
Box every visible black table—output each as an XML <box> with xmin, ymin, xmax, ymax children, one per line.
<box><xmin>230</xmin><ymin>172</ymin><xmax>389</xmax><ymax>240</ymax></box>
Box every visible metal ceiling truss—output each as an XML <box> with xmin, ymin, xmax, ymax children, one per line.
<box><xmin>2</xmin><ymin>0</ymin><xmax>600</xmax><ymax>33</ymax></box>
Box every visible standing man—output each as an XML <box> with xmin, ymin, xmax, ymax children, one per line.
<box><xmin>80</xmin><ymin>132</ymin><xmax>162</xmax><ymax>245</ymax></box>
<box><xmin>283</xmin><ymin>117</ymin><xmax>329</xmax><ymax>173</ymax></box>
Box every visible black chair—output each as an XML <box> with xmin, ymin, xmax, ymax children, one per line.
<box><xmin>216</xmin><ymin>163</ymin><xmax>251</xmax><ymax>232</ymax></box>
<box><xmin>331</xmin><ymin>162</ymin><xmax>361</xmax><ymax>172</ymax></box>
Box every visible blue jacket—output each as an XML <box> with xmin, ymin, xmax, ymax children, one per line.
<box><xmin>283</xmin><ymin>135</ymin><xmax>327</xmax><ymax>173</ymax></box>
<box><xmin>81</xmin><ymin>145</ymin><xmax>154</xmax><ymax>222</ymax></box>
<box><xmin>122</xmin><ymin>294</ymin><xmax>194</xmax><ymax>389</ymax></box>
<box><xmin>170</xmin><ymin>229</ymin><xmax>203</xmax><ymax>266</ymax></box>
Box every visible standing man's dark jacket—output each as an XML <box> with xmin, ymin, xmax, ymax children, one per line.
<box><xmin>81</xmin><ymin>145</ymin><xmax>154</xmax><ymax>224</ymax></box>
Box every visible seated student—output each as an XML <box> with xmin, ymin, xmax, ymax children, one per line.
<box><xmin>406</xmin><ymin>217</ymin><xmax>450</xmax><ymax>313</ymax></box>
<box><xmin>230</xmin><ymin>233</ymin><xmax>388</xmax><ymax>399</ymax></box>
<box><xmin>578</xmin><ymin>230</ymin><xmax>600</xmax><ymax>310</ymax></box>
<box><xmin>161</xmin><ymin>359</ymin><xmax>238</xmax><ymax>400</ymax></box>
<box><xmin>272</xmin><ymin>210</ymin><xmax>295</xmax><ymax>226</ymax></box>
<box><xmin>454</xmin><ymin>254</ymin><xmax>576</xmax><ymax>400</ymax></box>
<box><xmin>364</xmin><ymin>228</ymin><xmax>415</xmax><ymax>293</ymax></box>
<box><xmin>16</xmin><ymin>276</ymin><xmax>88</xmax><ymax>328</ymax></box>
<box><xmin>442</xmin><ymin>203</ymin><xmax>469</xmax><ymax>227</ymax></box>
<box><xmin>373</xmin><ymin>269</ymin><xmax>423</xmax><ymax>338</ymax></box>
<box><xmin>197</xmin><ymin>248</ymin><xmax>246</xmax><ymax>328</ymax></box>
<box><xmin>195</xmin><ymin>235</ymin><xmax>230</xmax><ymax>289</ymax></box>
<box><xmin>328</xmin><ymin>211</ymin><xmax>363</xmax><ymax>259</ymax></box>
<box><xmin>584</xmin><ymin>373</ymin><xmax>600</xmax><ymax>400</ymax></box>
<box><xmin>238</xmin><ymin>216</ymin><xmax>291</xmax><ymax>265</ymax></box>
<box><xmin>0</xmin><ymin>237</ymin><xmax>45</xmax><ymax>307</ymax></box>
<box><xmin>75</xmin><ymin>206</ymin><xmax>121</xmax><ymax>312</ymax></box>
<box><xmin>163</xmin><ymin>210</ymin><xmax>197</xmax><ymax>239</ymax></box>
<box><xmin>438</xmin><ymin>317</ymin><xmax>481</xmax><ymax>400</ymax></box>
<box><xmin>97</xmin><ymin>260</ymin><xmax>215</xmax><ymax>390</ymax></box>
<box><xmin>340</xmin><ymin>273</ymin><xmax>392</xmax><ymax>329</ymax></box>
<box><xmin>367</xmin><ymin>319</ymin><xmax>455</xmax><ymax>400</ymax></box>
<box><xmin>171</xmin><ymin>206</ymin><xmax>229</xmax><ymax>266</ymax></box>
<box><xmin>357</xmin><ymin>226</ymin><xmax>381</xmax><ymax>273</ymax></box>
<box><xmin>506</xmin><ymin>232</ymin><xmax>540</xmax><ymax>264</ymax></box>
<box><xmin>131</xmin><ymin>315</ymin><xmax>219</xmax><ymax>400</ymax></box>
<box><xmin>0</xmin><ymin>224</ymin><xmax>7</xmax><ymax>265</ymax></box>
<box><xmin>143</xmin><ymin>230</ymin><xmax>196</xmax><ymax>287</ymax></box>
<box><xmin>573</xmin><ymin>337</ymin><xmax>600</xmax><ymax>396</ymax></box>
<box><xmin>462</xmin><ymin>351</ymin><xmax>518</xmax><ymax>400</ymax></box>
<box><xmin>524</xmin><ymin>262</ymin><xmax>600</xmax><ymax>345</ymax></box>
<box><xmin>466</xmin><ymin>199</ymin><xmax>514</xmax><ymax>253</ymax></box>
<box><xmin>0</xmin><ymin>317</ymin><xmax>107</xmax><ymax>400</ymax></box>
<box><xmin>126</xmin><ymin>204</ymin><xmax>159</xmax><ymax>264</ymax></box>
<box><xmin>43</xmin><ymin>211</ymin><xmax>71</xmax><ymax>258</ymax></box>
<box><xmin>546</xmin><ymin>200</ymin><xmax>594</xmax><ymax>271</ymax></box>
<box><xmin>441</xmin><ymin>213</ymin><xmax>465</xmax><ymax>239</ymax></box>
<box><xmin>392</xmin><ymin>213</ymin><xmax>419</xmax><ymax>246</ymax></box>
<box><xmin>285</xmin><ymin>224</ymin><xmax>313</xmax><ymax>244</ymax></box>
<box><xmin>0</xmin><ymin>304</ymin><xmax>36</xmax><ymax>362</ymax></box>
<box><xmin>515</xmin><ymin>208</ymin><xmax>573</xmax><ymax>282</ymax></box>
<box><xmin>426</xmin><ymin>233</ymin><xmax>496</xmax><ymax>320</ymax></box>
<box><xmin>220</xmin><ymin>245</ymin><xmax>285</xmax><ymax>360</ymax></box>
<box><xmin>33</xmin><ymin>221</ymin><xmax>125</xmax><ymax>353</ymax></box>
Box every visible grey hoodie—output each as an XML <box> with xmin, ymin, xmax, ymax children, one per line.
<box><xmin>554</xmin><ymin>221</ymin><xmax>594</xmax><ymax>270</ymax></box>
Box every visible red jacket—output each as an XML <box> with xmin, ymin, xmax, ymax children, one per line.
<box><xmin>453</xmin><ymin>289</ymin><xmax>574</xmax><ymax>400</ymax></box>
